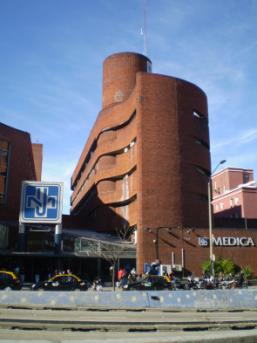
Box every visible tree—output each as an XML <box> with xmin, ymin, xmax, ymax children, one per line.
<box><xmin>100</xmin><ymin>225</ymin><xmax>136</xmax><ymax>290</ymax></box>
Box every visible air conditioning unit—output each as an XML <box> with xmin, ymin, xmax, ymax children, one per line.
<box><xmin>160</xmin><ymin>264</ymin><xmax>172</xmax><ymax>275</ymax></box>
<box><xmin>172</xmin><ymin>264</ymin><xmax>183</xmax><ymax>272</ymax></box>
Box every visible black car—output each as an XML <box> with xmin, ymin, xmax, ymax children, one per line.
<box><xmin>0</xmin><ymin>270</ymin><xmax>22</xmax><ymax>290</ymax></box>
<box><xmin>31</xmin><ymin>273</ymin><xmax>90</xmax><ymax>291</ymax></box>
<box><xmin>123</xmin><ymin>275</ymin><xmax>174</xmax><ymax>291</ymax></box>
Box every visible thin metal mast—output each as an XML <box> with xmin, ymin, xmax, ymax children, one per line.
<box><xmin>143</xmin><ymin>0</ymin><xmax>148</xmax><ymax>56</ymax></box>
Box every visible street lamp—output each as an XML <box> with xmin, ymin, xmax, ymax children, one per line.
<box><xmin>208</xmin><ymin>159</ymin><xmax>226</xmax><ymax>276</ymax></box>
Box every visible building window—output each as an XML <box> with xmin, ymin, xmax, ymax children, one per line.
<box><xmin>235</xmin><ymin>197</ymin><xmax>239</xmax><ymax>205</ymax></box>
<box><xmin>243</xmin><ymin>173</ymin><xmax>249</xmax><ymax>184</ymax></box>
<box><xmin>196</xmin><ymin>165</ymin><xmax>209</xmax><ymax>177</ymax></box>
<box><xmin>194</xmin><ymin>137</ymin><xmax>209</xmax><ymax>149</ymax></box>
<box><xmin>147</xmin><ymin>61</ymin><xmax>152</xmax><ymax>73</ymax></box>
<box><xmin>129</xmin><ymin>140</ymin><xmax>135</xmax><ymax>148</ymax></box>
<box><xmin>193</xmin><ymin>110</ymin><xmax>204</xmax><ymax>119</ymax></box>
<box><xmin>0</xmin><ymin>140</ymin><xmax>10</xmax><ymax>205</ymax></box>
<box><xmin>220</xmin><ymin>203</ymin><xmax>224</xmax><ymax>210</ymax></box>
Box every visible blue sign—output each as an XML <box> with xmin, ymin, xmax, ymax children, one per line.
<box><xmin>198</xmin><ymin>237</ymin><xmax>209</xmax><ymax>247</ymax></box>
<box><xmin>20</xmin><ymin>182</ymin><xmax>63</xmax><ymax>223</ymax></box>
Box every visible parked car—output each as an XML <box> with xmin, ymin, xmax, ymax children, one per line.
<box><xmin>31</xmin><ymin>273</ymin><xmax>90</xmax><ymax>291</ymax></box>
<box><xmin>0</xmin><ymin>270</ymin><xmax>22</xmax><ymax>290</ymax></box>
<box><xmin>123</xmin><ymin>275</ymin><xmax>174</xmax><ymax>291</ymax></box>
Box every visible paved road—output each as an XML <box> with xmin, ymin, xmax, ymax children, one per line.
<box><xmin>1</xmin><ymin>328</ymin><xmax>257</xmax><ymax>343</ymax></box>
<box><xmin>1</xmin><ymin>307</ymin><xmax>257</xmax><ymax>323</ymax></box>
<box><xmin>1</xmin><ymin>308</ymin><xmax>257</xmax><ymax>342</ymax></box>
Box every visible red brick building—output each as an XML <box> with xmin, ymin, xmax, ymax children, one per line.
<box><xmin>71</xmin><ymin>52</ymin><xmax>211</xmax><ymax>273</ymax></box>
<box><xmin>0</xmin><ymin>123</ymin><xmax>42</xmax><ymax>222</ymax></box>
<box><xmin>212</xmin><ymin>168</ymin><xmax>257</xmax><ymax>219</ymax></box>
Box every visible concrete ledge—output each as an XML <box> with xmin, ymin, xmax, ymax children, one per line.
<box><xmin>0</xmin><ymin>289</ymin><xmax>257</xmax><ymax>310</ymax></box>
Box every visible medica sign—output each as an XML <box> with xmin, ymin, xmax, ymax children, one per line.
<box><xmin>199</xmin><ymin>236</ymin><xmax>255</xmax><ymax>247</ymax></box>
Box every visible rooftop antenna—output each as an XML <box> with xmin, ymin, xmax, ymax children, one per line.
<box><xmin>141</xmin><ymin>0</ymin><xmax>148</xmax><ymax>56</ymax></box>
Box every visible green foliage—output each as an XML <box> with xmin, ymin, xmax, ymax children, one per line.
<box><xmin>241</xmin><ymin>265</ymin><xmax>252</xmax><ymax>280</ymax></box>
<box><xmin>202</xmin><ymin>260</ymin><xmax>211</xmax><ymax>274</ymax></box>
<box><xmin>221</xmin><ymin>259</ymin><xmax>236</xmax><ymax>275</ymax></box>
<box><xmin>202</xmin><ymin>258</ymin><xmax>236</xmax><ymax>277</ymax></box>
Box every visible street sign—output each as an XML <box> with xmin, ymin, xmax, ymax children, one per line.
<box><xmin>19</xmin><ymin>181</ymin><xmax>63</xmax><ymax>224</ymax></box>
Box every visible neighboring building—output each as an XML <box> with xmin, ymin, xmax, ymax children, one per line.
<box><xmin>0</xmin><ymin>122</ymin><xmax>43</xmax><ymax>253</ymax></box>
<box><xmin>0</xmin><ymin>122</ymin><xmax>42</xmax><ymax>222</ymax></box>
<box><xmin>71</xmin><ymin>52</ymin><xmax>211</xmax><ymax>273</ymax></box>
<box><xmin>0</xmin><ymin>122</ymin><xmax>133</xmax><ymax>282</ymax></box>
<box><xmin>32</xmin><ymin>143</ymin><xmax>43</xmax><ymax>181</ymax></box>
<box><xmin>212</xmin><ymin>168</ymin><xmax>257</xmax><ymax>219</ymax></box>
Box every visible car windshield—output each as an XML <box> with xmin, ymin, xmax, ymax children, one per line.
<box><xmin>0</xmin><ymin>272</ymin><xmax>13</xmax><ymax>281</ymax></box>
<box><xmin>52</xmin><ymin>275</ymin><xmax>77</xmax><ymax>284</ymax></box>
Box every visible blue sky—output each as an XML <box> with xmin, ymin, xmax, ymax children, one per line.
<box><xmin>1</xmin><ymin>0</ymin><xmax>257</xmax><ymax>213</ymax></box>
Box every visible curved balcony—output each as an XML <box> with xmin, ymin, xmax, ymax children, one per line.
<box><xmin>72</xmin><ymin>113</ymin><xmax>137</xmax><ymax>195</ymax></box>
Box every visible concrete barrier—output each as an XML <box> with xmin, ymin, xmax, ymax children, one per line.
<box><xmin>1</xmin><ymin>289</ymin><xmax>257</xmax><ymax>310</ymax></box>
<box><xmin>148</xmin><ymin>289</ymin><xmax>257</xmax><ymax>310</ymax></box>
<box><xmin>0</xmin><ymin>290</ymin><xmax>149</xmax><ymax>309</ymax></box>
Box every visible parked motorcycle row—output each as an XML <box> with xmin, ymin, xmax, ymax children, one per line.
<box><xmin>178</xmin><ymin>275</ymin><xmax>247</xmax><ymax>290</ymax></box>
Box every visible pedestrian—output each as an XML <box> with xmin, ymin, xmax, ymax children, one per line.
<box><xmin>120</xmin><ymin>268</ymin><xmax>128</xmax><ymax>287</ymax></box>
<box><xmin>35</xmin><ymin>272</ymin><xmax>40</xmax><ymax>283</ymax></box>
<box><xmin>117</xmin><ymin>266</ymin><xmax>125</xmax><ymax>287</ymax></box>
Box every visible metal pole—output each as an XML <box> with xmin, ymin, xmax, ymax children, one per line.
<box><xmin>208</xmin><ymin>180</ymin><xmax>214</xmax><ymax>276</ymax></box>
<box><xmin>54</xmin><ymin>224</ymin><xmax>62</xmax><ymax>253</ymax></box>
<box><xmin>155</xmin><ymin>228</ymin><xmax>159</xmax><ymax>261</ymax></box>
<box><xmin>18</xmin><ymin>223</ymin><xmax>26</xmax><ymax>251</ymax></box>
<box><xmin>208</xmin><ymin>159</ymin><xmax>226</xmax><ymax>277</ymax></box>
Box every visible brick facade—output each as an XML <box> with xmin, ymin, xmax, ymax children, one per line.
<box><xmin>0</xmin><ymin>123</ymin><xmax>41</xmax><ymax>221</ymax></box>
<box><xmin>32</xmin><ymin>144</ymin><xmax>43</xmax><ymax>181</ymax></box>
<box><xmin>212</xmin><ymin>168</ymin><xmax>257</xmax><ymax>219</ymax></box>
<box><xmin>157</xmin><ymin>226</ymin><xmax>257</xmax><ymax>276</ymax></box>
<box><xmin>71</xmin><ymin>52</ymin><xmax>211</xmax><ymax>273</ymax></box>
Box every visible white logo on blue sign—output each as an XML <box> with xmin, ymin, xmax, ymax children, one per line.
<box><xmin>198</xmin><ymin>237</ymin><xmax>209</xmax><ymax>247</ymax></box>
<box><xmin>20</xmin><ymin>182</ymin><xmax>63</xmax><ymax>223</ymax></box>
<box><xmin>25</xmin><ymin>186</ymin><xmax>58</xmax><ymax>218</ymax></box>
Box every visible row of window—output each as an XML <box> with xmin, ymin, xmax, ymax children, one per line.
<box><xmin>72</xmin><ymin>111</ymin><xmax>136</xmax><ymax>190</ymax></box>
<box><xmin>215</xmin><ymin>197</ymin><xmax>240</xmax><ymax>211</ymax></box>
<box><xmin>71</xmin><ymin>139</ymin><xmax>136</xmax><ymax>206</ymax></box>
<box><xmin>0</xmin><ymin>140</ymin><xmax>10</xmax><ymax>205</ymax></box>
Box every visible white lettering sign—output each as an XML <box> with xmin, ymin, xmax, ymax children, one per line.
<box><xmin>199</xmin><ymin>237</ymin><xmax>255</xmax><ymax>247</ymax></box>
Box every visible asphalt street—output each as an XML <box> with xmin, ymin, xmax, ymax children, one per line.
<box><xmin>1</xmin><ymin>308</ymin><xmax>257</xmax><ymax>342</ymax></box>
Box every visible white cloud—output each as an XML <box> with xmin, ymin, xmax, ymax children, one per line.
<box><xmin>212</xmin><ymin>128</ymin><xmax>257</xmax><ymax>152</ymax></box>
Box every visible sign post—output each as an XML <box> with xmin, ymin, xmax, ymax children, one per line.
<box><xmin>18</xmin><ymin>223</ymin><xmax>26</xmax><ymax>252</ymax></box>
<box><xmin>19</xmin><ymin>181</ymin><xmax>63</xmax><ymax>252</ymax></box>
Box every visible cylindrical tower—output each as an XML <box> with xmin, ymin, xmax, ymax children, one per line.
<box><xmin>102</xmin><ymin>52</ymin><xmax>151</xmax><ymax>109</ymax></box>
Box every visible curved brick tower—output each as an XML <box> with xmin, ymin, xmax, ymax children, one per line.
<box><xmin>102</xmin><ymin>52</ymin><xmax>151</xmax><ymax>108</ymax></box>
<box><xmin>71</xmin><ymin>52</ymin><xmax>211</xmax><ymax>272</ymax></box>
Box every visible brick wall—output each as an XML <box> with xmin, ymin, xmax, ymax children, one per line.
<box><xmin>71</xmin><ymin>52</ymin><xmax>211</xmax><ymax>273</ymax></box>
<box><xmin>0</xmin><ymin>123</ymin><xmax>37</xmax><ymax>220</ymax></box>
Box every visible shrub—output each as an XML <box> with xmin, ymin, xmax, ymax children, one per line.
<box><xmin>221</xmin><ymin>259</ymin><xmax>236</xmax><ymax>276</ymax></box>
<box><xmin>241</xmin><ymin>265</ymin><xmax>252</xmax><ymax>280</ymax></box>
<box><xmin>201</xmin><ymin>257</ymin><xmax>237</xmax><ymax>277</ymax></box>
